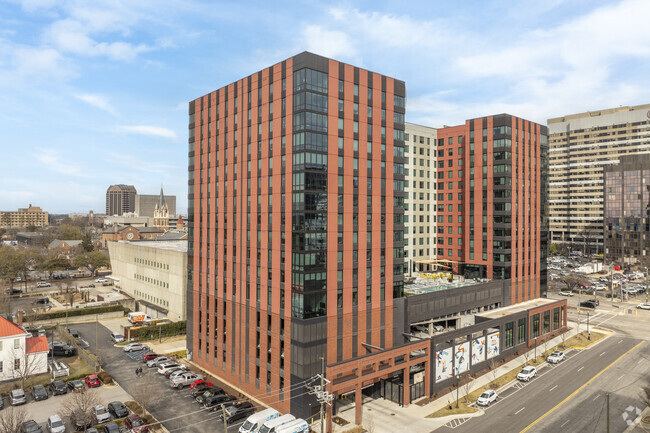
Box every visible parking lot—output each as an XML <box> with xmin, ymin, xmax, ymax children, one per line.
<box><xmin>71</xmin><ymin>322</ymin><xmax>253</xmax><ymax>433</ymax></box>
<box><xmin>2</xmin><ymin>377</ymin><xmax>132</xmax><ymax>432</ymax></box>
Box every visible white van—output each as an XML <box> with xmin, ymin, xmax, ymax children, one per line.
<box><xmin>274</xmin><ymin>419</ymin><xmax>309</xmax><ymax>433</ymax></box>
<box><xmin>259</xmin><ymin>414</ymin><xmax>296</xmax><ymax>433</ymax></box>
<box><xmin>239</xmin><ymin>408</ymin><xmax>279</xmax><ymax>433</ymax></box>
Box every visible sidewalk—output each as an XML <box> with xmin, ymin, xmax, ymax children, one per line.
<box><xmin>321</xmin><ymin>321</ymin><xmax>606</xmax><ymax>433</ymax></box>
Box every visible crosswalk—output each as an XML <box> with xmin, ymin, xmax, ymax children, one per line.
<box><xmin>124</xmin><ymin>347</ymin><xmax>150</xmax><ymax>360</ymax></box>
<box><xmin>443</xmin><ymin>417</ymin><xmax>470</xmax><ymax>429</ymax></box>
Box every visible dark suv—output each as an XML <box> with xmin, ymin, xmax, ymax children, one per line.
<box><xmin>579</xmin><ymin>300</ymin><xmax>597</xmax><ymax>309</ymax></box>
<box><xmin>31</xmin><ymin>385</ymin><xmax>48</xmax><ymax>401</ymax></box>
<box><xmin>49</xmin><ymin>380</ymin><xmax>67</xmax><ymax>396</ymax></box>
<box><xmin>50</xmin><ymin>341</ymin><xmax>76</xmax><ymax>357</ymax></box>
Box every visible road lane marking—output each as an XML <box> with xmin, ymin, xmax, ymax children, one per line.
<box><xmin>577</xmin><ymin>366</ymin><xmax>584</xmax><ymax>372</ymax></box>
<box><xmin>561</xmin><ymin>420</ymin><xmax>571</xmax><ymax>428</ymax></box>
<box><xmin>549</xmin><ymin>385</ymin><xmax>558</xmax><ymax>392</ymax></box>
<box><xmin>515</xmin><ymin>407</ymin><xmax>525</xmax><ymax>415</ymax></box>
<box><xmin>618</xmin><ymin>339</ymin><xmax>623</xmax><ymax>344</ymax></box>
<box><xmin>617</xmin><ymin>374</ymin><xmax>625</xmax><ymax>381</ymax></box>
<box><xmin>520</xmin><ymin>340</ymin><xmax>645</xmax><ymax>433</ymax></box>
<box><xmin>599</xmin><ymin>351</ymin><xmax>606</xmax><ymax>356</ymax></box>
<box><xmin>592</xmin><ymin>394</ymin><xmax>600</xmax><ymax>401</ymax></box>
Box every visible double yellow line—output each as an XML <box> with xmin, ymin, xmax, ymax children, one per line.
<box><xmin>520</xmin><ymin>340</ymin><xmax>645</xmax><ymax>432</ymax></box>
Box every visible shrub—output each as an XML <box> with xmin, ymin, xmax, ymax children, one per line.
<box><xmin>130</xmin><ymin>321</ymin><xmax>186</xmax><ymax>341</ymax></box>
<box><xmin>27</xmin><ymin>304</ymin><xmax>124</xmax><ymax>322</ymax></box>
<box><xmin>98</xmin><ymin>371</ymin><xmax>113</xmax><ymax>385</ymax></box>
<box><xmin>167</xmin><ymin>350</ymin><xmax>187</xmax><ymax>358</ymax></box>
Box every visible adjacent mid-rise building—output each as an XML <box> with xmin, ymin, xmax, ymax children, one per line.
<box><xmin>135</xmin><ymin>190</ymin><xmax>177</xmax><ymax>217</ymax></box>
<box><xmin>0</xmin><ymin>205</ymin><xmax>48</xmax><ymax>228</ymax></box>
<box><xmin>107</xmin><ymin>240</ymin><xmax>188</xmax><ymax>321</ymax></box>
<box><xmin>603</xmin><ymin>154</ymin><xmax>650</xmax><ymax>264</ymax></box>
<box><xmin>548</xmin><ymin>103</ymin><xmax>650</xmax><ymax>253</ymax></box>
<box><xmin>106</xmin><ymin>185</ymin><xmax>137</xmax><ymax>216</ymax></box>
<box><xmin>188</xmin><ymin>51</ymin><xmax>406</xmax><ymax>418</ymax></box>
<box><xmin>434</xmin><ymin>114</ymin><xmax>549</xmax><ymax>299</ymax></box>
<box><xmin>403</xmin><ymin>123</ymin><xmax>437</xmax><ymax>274</ymax></box>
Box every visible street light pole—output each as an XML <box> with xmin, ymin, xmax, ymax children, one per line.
<box><xmin>587</xmin><ymin>313</ymin><xmax>590</xmax><ymax>340</ymax></box>
<box><xmin>455</xmin><ymin>375</ymin><xmax>460</xmax><ymax>409</ymax></box>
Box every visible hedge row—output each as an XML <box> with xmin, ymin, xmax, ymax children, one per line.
<box><xmin>130</xmin><ymin>320</ymin><xmax>186</xmax><ymax>341</ymax></box>
<box><xmin>27</xmin><ymin>304</ymin><xmax>124</xmax><ymax>321</ymax></box>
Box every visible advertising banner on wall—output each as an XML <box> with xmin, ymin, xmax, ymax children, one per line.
<box><xmin>454</xmin><ymin>341</ymin><xmax>470</xmax><ymax>375</ymax></box>
<box><xmin>487</xmin><ymin>332</ymin><xmax>500</xmax><ymax>359</ymax></box>
<box><xmin>435</xmin><ymin>348</ymin><xmax>453</xmax><ymax>383</ymax></box>
<box><xmin>471</xmin><ymin>336</ymin><xmax>486</xmax><ymax>366</ymax></box>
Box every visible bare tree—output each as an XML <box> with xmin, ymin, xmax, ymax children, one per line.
<box><xmin>462</xmin><ymin>377</ymin><xmax>473</xmax><ymax>404</ymax></box>
<box><xmin>560</xmin><ymin>275</ymin><xmax>589</xmax><ymax>293</ymax></box>
<box><xmin>0</xmin><ymin>405</ymin><xmax>27</xmax><ymax>433</ymax></box>
<box><xmin>364</xmin><ymin>414</ymin><xmax>376</xmax><ymax>433</ymax></box>
<box><xmin>488</xmin><ymin>359</ymin><xmax>499</xmax><ymax>385</ymax></box>
<box><xmin>62</xmin><ymin>389</ymin><xmax>101</xmax><ymax>431</ymax></box>
<box><xmin>641</xmin><ymin>383</ymin><xmax>650</xmax><ymax>408</ymax></box>
<box><xmin>522</xmin><ymin>348</ymin><xmax>531</xmax><ymax>365</ymax></box>
<box><xmin>542</xmin><ymin>337</ymin><xmax>550</xmax><ymax>355</ymax></box>
<box><xmin>11</xmin><ymin>345</ymin><xmax>45</xmax><ymax>390</ymax></box>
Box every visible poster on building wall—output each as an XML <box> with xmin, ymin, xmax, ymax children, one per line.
<box><xmin>454</xmin><ymin>341</ymin><xmax>470</xmax><ymax>375</ymax></box>
<box><xmin>471</xmin><ymin>337</ymin><xmax>486</xmax><ymax>366</ymax></box>
<box><xmin>487</xmin><ymin>332</ymin><xmax>500</xmax><ymax>359</ymax></box>
<box><xmin>435</xmin><ymin>349</ymin><xmax>453</xmax><ymax>383</ymax></box>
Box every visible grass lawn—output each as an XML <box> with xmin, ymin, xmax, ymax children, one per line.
<box><xmin>426</xmin><ymin>401</ymin><xmax>479</xmax><ymax>418</ymax></box>
<box><xmin>563</xmin><ymin>331</ymin><xmax>605</xmax><ymax>348</ymax></box>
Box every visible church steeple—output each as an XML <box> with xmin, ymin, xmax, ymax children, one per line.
<box><xmin>153</xmin><ymin>184</ymin><xmax>169</xmax><ymax>230</ymax></box>
<box><xmin>158</xmin><ymin>184</ymin><xmax>166</xmax><ymax>209</ymax></box>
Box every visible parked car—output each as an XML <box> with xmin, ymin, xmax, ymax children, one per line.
<box><xmin>85</xmin><ymin>375</ymin><xmax>101</xmax><ymax>388</ymax></box>
<box><xmin>70</xmin><ymin>409</ymin><xmax>92</xmax><ymax>431</ymax></box>
<box><xmin>21</xmin><ymin>420</ymin><xmax>43</xmax><ymax>433</ymax></box>
<box><xmin>67</xmin><ymin>328</ymin><xmax>80</xmax><ymax>339</ymax></box>
<box><xmin>164</xmin><ymin>367</ymin><xmax>187</xmax><ymax>378</ymax></box>
<box><xmin>559</xmin><ymin>291</ymin><xmax>573</xmax><ymax>297</ymax></box>
<box><xmin>123</xmin><ymin>343</ymin><xmax>147</xmax><ymax>352</ymax></box>
<box><xmin>517</xmin><ymin>366</ymin><xmax>537</xmax><ymax>381</ymax></box>
<box><xmin>101</xmin><ymin>423</ymin><xmax>119</xmax><ymax>433</ymax></box>
<box><xmin>218</xmin><ymin>402</ymin><xmax>255</xmax><ymax>422</ymax></box>
<box><xmin>49</xmin><ymin>380</ymin><xmax>67</xmax><ymax>396</ymax></box>
<box><xmin>110</xmin><ymin>333</ymin><xmax>125</xmax><ymax>343</ymax></box>
<box><xmin>67</xmin><ymin>380</ymin><xmax>84</xmax><ymax>392</ymax></box>
<box><xmin>95</xmin><ymin>278</ymin><xmax>108</xmax><ymax>283</ymax></box>
<box><xmin>190</xmin><ymin>382</ymin><xmax>216</xmax><ymax>397</ymax></box>
<box><xmin>107</xmin><ymin>401</ymin><xmax>129</xmax><ymax>419</ymax></box>
<box><xmin>36</xmin><ymin>282</ymin><xmax>51</xmax><ymax>287</ymax></box>
<box><xmin>637</xmin><ymin>303</ymin><xmax>650</xmax><ymax>310</ymax></box>
<box><xmin>31</xmin><ymin>385</ymin><xmax>49</xmax><ymax>401</ymax></box>
<box><xmin>158</xmin><ymin>363</ymin><xmax>186</xmax><ymax>375</ymax></box>
<box><xmin>169</xmin><ymin>369</ymin><xmax>189</xmax><ymax>381</ymax></box>
<box><xmin>170</xmin><ymin>372</ymin><xmax>203</xmax><ymax>389</ymax></box>
<box><xmin>46</xmin><ymin>415</ymin><xmax>65</xmax><ymax>433</ymax></box>
<box><xmin>476</xmin><ymin>389</ymin><xmax>498</xmax><ymax>406</ymax></box>
<box><xmin>141</xmin><ymin>353</ymin><xmax>159</xmax><ymax>362</ymax></box>
<box><xmin>204</xmin><ymin>394</ymin><xmax>235</xmax><ymax>410</ymax></box>
<box><xmin>86</xmin><ymin>429</ymin><xmax>98</xmax><ymax>433</ymax></box>
<box><xmin>195</xmin><ymin>387</ymin><xmax>224</xmax><ymax>404</ymax></box>
<box><xmin>547</xmin><ymin>351</ymin><xmax>565</xmax><ymax>364</ymax></box>
<box><xmin>189</xmin><ymin>379</ymin><xmax>212</xmax><ymax>391</ymax></box>
<box><xmin>50</xmin><ymin>341</ymin><xmax>76</xmax><ymax>357</ymax></box>
<box><xmin>93</xmin><ymin>404</ymin><xmax>111</xmax><ymax>424</ymax></box>
<box><xmin>579</xmin><ymin>301</ymin><xmax>597</xmax><ymax>309</ymax></box>
<box><xmin>10</xmin><ymin>389</ymin><xmax>27</xmax><ymax>405</ymax></box>
<box><xmin>124</xmin><ymin>414</ymin><xmax>148</xmax><ymax>433</ymax></box>
<box><xmin>224</xmin><ymin>404</ymin><xmax>256</xmax><ymax>424</ymax></box>
<box><xmin>147</xmin><ymin>356</ymin><xmax>170</xmax><ymax>368</ymax></box>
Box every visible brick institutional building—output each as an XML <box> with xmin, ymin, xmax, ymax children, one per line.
<box><xmin>187</xmin><ymin>52</ymin><xmax>565</xmax><ymax>431</ymax></box>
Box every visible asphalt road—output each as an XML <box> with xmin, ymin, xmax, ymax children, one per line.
<box><xmin>436</xmin><ymin>335</ymin><xmax>644</xmax><ymax>433</ymax></box>
<box><xmin>71</xmin><ymin>322</ymin><xmax>232</xmax><ymax>433</ymax></box>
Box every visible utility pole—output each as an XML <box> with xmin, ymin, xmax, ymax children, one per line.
<box><xmin>320</xmin><ymin>357</ymin><xmax>325</xmax><ymax>433</ymax></box>
<box><xmin>606</xmin><ymin>392</ymin><xmax>610</xmax><ymax>433</ymax></box>
<box><xmin>159</xmin><ymin>325</ymin><xmax>162</xmax><ymax>344</ymax></box>
<box><xmin>222</xmin><ymin>404</ymin><xmax>228</xmax><ymax>432</ymax></box>
<box><xmin>587</xmin><ymin>313</ymin><xmax>590</xmax><ymax>340</ymax></box>
<box><xmin>455</xmin><ymin>375</ymin><xmax>460</xmax><ymax>408</ymax></box>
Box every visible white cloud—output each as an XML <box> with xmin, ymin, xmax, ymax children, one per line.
<box><xmin>105</xmin><ymin>152</ymin><xmax>183</xmax><ymax>174</ymax></box>
<box><xmin>119</xmin><ymin>125</ymin><xmax>177</xmax><ymax>139</ymax></box>
<box><xmin>75</xmin><ymin>93</ymin><xmax>116</xmax><ymax>115</ymax></box>
<box><xmin>33</xmin><ymin>147</ymin><xmax>90</xmax><ymax>178</ymax></box>
<box><xmin>302</xmin><ymin>25</ymin><xmax>356</xmax><ymax>59</ymax></box>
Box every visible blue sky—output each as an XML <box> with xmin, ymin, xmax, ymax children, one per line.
<box><xmin>1</xmin><ymin>0</ymin><xmax>649</xmax><ymax>215</ymax></box>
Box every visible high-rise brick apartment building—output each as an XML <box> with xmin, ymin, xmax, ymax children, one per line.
<box><xmin>187</xmin><ymin>52</ymin><xmax>406</xmax><ymax>419</ymax></box>
<box><xmin>435</xmin><ymin>114</ymin><xmax>549</xmax><ymax>299</ymax></box>
<box><xmin>106</xmin><ymin>184</ymin><xmax>137</xmax><ymax>216</ymax></box>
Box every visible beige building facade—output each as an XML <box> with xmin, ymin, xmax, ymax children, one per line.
<box><xmin>548</xmin><ymin>104</ymin><xmax>650</xmax><ymax>252</ymax></box>
<box><xmin>404</xmin><ymin>123</ymin><xmax>437</xmax><ymax>274</ymax></box>
<box><xmin>0</xmin><ymin>205</ymin><xmax>48</xmax><ymax>228</ymax></box>
<box><xmin>107</xmin><ymin>240</ymin><xmax>187</xmax><ymax>321</ymax></box>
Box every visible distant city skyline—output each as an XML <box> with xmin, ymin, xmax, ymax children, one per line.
<box><xmin>1</xmin><ymin>0</ymin><xmax>649</xmax><ymax>213</ymax></box>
